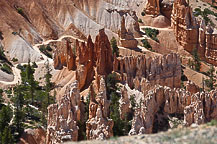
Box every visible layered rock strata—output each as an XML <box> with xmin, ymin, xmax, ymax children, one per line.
<box><xmin>171</xmin><ymin>0</ymin><xmax>199</xmax><ymax>53</ymax></box>
<box><xmin>75</xmin><ymin>29</ymin><xmax>113</xmax><ymax>90</ymax></box>
<box><xmin>86</xmin><ymin>77</ymin><xmax>114</xmax><ymax>140</ymax></box>
<box><xmin>145</xmin><ymin>0</ymin><xmax>160</xmax><ymax>16</ymax></box>
<box><xmin>113</xmin><ymin>53</ymin><xmax>181</xmax><ymax>91</ymax></box>
<box><xmin>46</xmin><ymin>81</ymin><xmax>81</xmax><ymax>143</ymax></box>
<box><xmin>128</xmin><ymin>85</ymin><xmax>217</xmax><ymax>135</ymax></box>
<box><xmin>171</xmin><ymin>0</ymin><xmax>217</xmax><ymax>65</ymax></box>
<box><xmin>119</xmin><ymin>17</ymin><xmax>139</xmax><ymax>49</ymax></box>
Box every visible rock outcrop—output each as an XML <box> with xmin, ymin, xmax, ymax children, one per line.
<box><xmin>119</xmin><ymin>17</ymin><xmax>139</xmax><ymax>49</ymax></box>
<box><xmin>145</xmin><ymin>0</ymin><xmax>160</xmax><ymax>16</ymax></box>
<box><xmin>171</xmin><ymin>0</ymin><xmax>199</xmax><ymax>53</ymax></box>
<box><xmin>76</xmin><ymin>36</ymin><xmax>95</xmax><ymax>90</ymax></box>
<box><xmin>46</xmin><ymin>81</ymin><xmax>81</xmax><ymax>143</ymax></box>
<box><xmin>113</xmin><ymin>53</ymin><xmax>181</xmax><ymax>91</ymax></box>
<box><xmin>75</xmin><ymin>29</ymin><xmax>113</xmax><ymax>90</ymax></box>
<box><xmin>86</xmin><ymin>77</ymin><xmax>114</xmax><ymax>140</ymax></box>
<box><xmin>19</xmin><ymin>128</ymin><xmax>46</xmax><ymax>144</ymax></box>
<box><xmin>53</xmin><ymin>38</ymin><xmax>76</xmax><ymax>70</ymax></box>
<box><xmin>171</xmin><ymin>0</ymin><xmax>217</xmax><ymax>65</ymax></box>
<box><xmin>128</xmin><ymin>85</ymin><xmax>217</xmax><ymax>135</ymax></box>
<box><xmin>94</xmin><ymin>29</ymin><xmax>113</xmax><ymax>76</ymax></box>
<box><xmin>186</xmin><ymin>81</ymin><xmax>200</xmax><ymax>94</ymax></box>
<box><xmin>204</xmin><ymin>27</ymin><xmax>217</xmax><ymax>66</ymax></box>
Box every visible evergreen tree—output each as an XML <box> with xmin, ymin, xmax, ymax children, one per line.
<box><xmin>12</xmin><ymin>85</ymin><xmax>25</xmax><ymax>140</ymax></box>
<box><xmin>192</xmin><ymin>48</ymin><xmax>201</xmax><ymax>72</ymax></box>
<box><xmin>0</xmin><ymin>88</ymin><xmax>4</xmax><ymax>105</ymax></box>
<box><xmin>26</xmin><ymin>60</ymin><xmax>36</xmax><ymax>104</ymax></box>
<box><xmin>0</xmin><ymin>106</ymin><xmax>12</xmax><ymax>132</ymax></box>
<box><xmin>1</xmin><ymin>126</ymin><xmax>14</xmax><ymax>144</ymax></box>
<box><xmin>110</xmin><ymin>37</ymin><xmax>119</xmax><ymax>57</ymax></box>
<box><xmin>44</xmin><ymin>60</ymin><xmax>53</xmax><ymax>106</ymax></box>
<box><xmin>106</xmin><ymin>73</ymin><xmax>130</xmax><ymax>136</ymax></box>
<box><xmin>205</xmin><ymin>65</ymin><xmax>216</xmax><ymax>91</ymax></box>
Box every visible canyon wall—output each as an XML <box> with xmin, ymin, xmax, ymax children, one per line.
<box><xmin>145</xmin><ymin>0</ymin><xmax>160</xmax><ymax>16</ymax></box>
<box><xmin>171</xmin><ymin>0</ymin><xmax>199</xmax><ymax>53</ymax></box>
<box><xmin>171</xmin><ymin>0</ymin><xmax>217</xmax><ymax>65</ymax></box>
<box><xmin>86</xmin><ymin>78</ymin><xmax>114</xmax><ymax>140</ymax></box>
<box><xmin>127</xmin><ymin>85</ymin><xmax>217</xmax><ymax>135</ymax></box>
<box><xmin>46</xmin><ymin>81</ymin><xmax>81</xmax><ymax>143</ymax></box>
<box><xmin>0</xmin><ymin>0</ymin><xmax>142</xmax><ymax>63</ymax></box>
<box><xmin>113</xmin><ymin>53</ymin><xmax>181</xmax><ymax>90</ymax></box>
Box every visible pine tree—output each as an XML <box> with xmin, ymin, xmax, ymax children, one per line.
<box><xmin>23</xmin><ymin>60</ymin><xmax>38</xmax><ymax>104</ymax></box>
<box><xmin>1</xmin><ymin>126</ymin><xmax>14</xmax><ymax>144</ymax></box>
<box><xmin>205</xmin><ymin>65</ymin><xmax>216</xmax><ymax>91</ymax></box>
<box><xmin>0</xmin><ymin>106</ymin><xmax>12</xmax><ymax>132</ymax></box>
<box><xmin>192</xmin><ymin>48</ymin><xmax>201</xmax><ymax>72</ymax></box>
<box><xmin>44</xmin><ymin>60</ymin><xmax>53</xmax><ymax>106</ymax></box>
<box><xmin>0</xmin><ymin>89</ymin><xmax>4</xmax><ymax>105</ymax></box>
<box><xmin>110</xmin><ymin>37</ymin><xmax>119</xmax><ymax>57</ymax></box>
<box><xmin>106</xmin><ymin>73</ymin><xmax>130</xmax><ymax>136</ymax></box>
<box><xmin>12</xmin><ymin>85</ymin><xmax>25</xmax><ymax>140</ymax></box>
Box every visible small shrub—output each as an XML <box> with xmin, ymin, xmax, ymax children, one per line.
<box><xmin>17</xmin><ymin>7</ymin><xmax>24</xmax><ymax>15</ymax></box>
<box><xmin>141</xmin><ymin>39</ymin><xmax>152</xmax><ymax>49</ymax></box>
<box><xmin>138</xmin><ymin>19</ymin><xmax>143</xmax><ymax>23</ymax></box>
<box><xmin>39</xmin><ymin>45</ymin><xmax>52</xmax><ymax>58</ymax></box>
<box><xmin>144</xmin><ymin>28</ymin><xmax>159</xmax><ymax>42</ymax></box>
<box><xmin>46</xmin><ymin>45</ymin><xmax>52</xmax><ymax>52</ymax></box>
<box><xmin>141</xmin><ymin>11</ymin><xmax>145</xmax><ymax>16</ymax></box>
<box><xmin>12</xmin><ymin>57</ymin><xmax>18</xmax><ymax>62</ymax></box>
<box><xmin>207</xmin><ymin>120</ymin><xmax>217</xmax><ymax>126</ymax></box>
<box><xmin>110</xmin><ymin>37</ymin><xmax>119</xmax><ymax>57</ymax></box>
<box><xmin>1</xmin><ymin>63</ymin><xmax>12</xmax><ymax>74</ymax></box>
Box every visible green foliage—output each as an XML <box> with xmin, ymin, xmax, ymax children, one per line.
<box><xmin>12</xmin><ymin>32</ymin><xmax>17</xmax><ymax>35</ymax></box>
<box><xmin>1</xmin><ymin>126</ymin><xmax>14</xmax><ymax>144</ymax></box>
<box><xmin>130</xmin><ymin>94</ymin><xmax>137</xmax><ymax>112</ymax></box>
<box><xmin>106</xmin><ymin>73</ymin><xmax>131</xmax><ymax>136</ymax></box>
<box><xmin>138</xmin><ymin>19</ymin><xmax>143</xmax><ymax>23</ymax></box>
<box><xmin>0</xmin><ymin>89</ymin><xmax>3</xmax><ymax>104</ymax></box>
<box><xmin>1</xmin><ymin>63</ymin><xmax>12</xmax><ymax>74</ymax></box>
<box><xmin>1</xmin><ymin>59</ymin><xmax>55</xmax><ymax>142</ymax></box>
<box><xmin>207</xmin><ymin>119</ymin><xmax>217</xmax><ymax>126</ymax></box>
<box><xmin>0</xmin><ymin>106</ymin><xmax>12</xmax><ymax>131</ymax></box>
<box><xmin>32</xmin><ymin>62</ymin><xmax>38</xmax><ymax>68</ymax></box>
<box><xmin>110</xmin><ymin>37</ymin><xmax>119</xmax><ymax>57</ymax></box>
<box><xmin>192</xmin><ymin>48</ymin><xmax>201</xmax><ymax>72</ymax></box>
<box><xmin>204</xmin><ymin>65</ymin><xmax>216</xmax><ymax>91</ymax></box>
<box><xmin>141</xmin><ymin>11</ymin><xmax>145</xmax><ymax>16</ymax></box>
<box><xmin>194</xmin><ymin>8</ymin><xmax>217</xmax><ymax>26</ymax></box>
<box><xmin>12</xmin><ymin>57</ymin><xmax>18</xmax><ymax>62</ymax></box>
<box><xmin>144</xmin><ymin>28</ymin><xmax>159</xmax><ymax>42</ymax></box>
<box><xmin>17</xmin><ymin>8</ymin><xmax>24</xmax><ymax>15</ymax></box>
<box><xmin>141</xmin><ymin>39</ymin><xmax>152</xmax><ymax>49</ymax></box>
<box><xmin>11</xmin><ymin>85</ymin><xmax>25</xmax><ymax>140</ymax></box>
<box><xmin>39</xmin><ymin>45</ymin><xmax>52</xmax><ymax>58</ymax></box>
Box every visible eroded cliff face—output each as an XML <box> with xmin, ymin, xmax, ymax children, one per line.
<box><xmin>86</xmin><ymin>78</ymin><xmax>114</xmax><ymax>140</ymax></box>
<box><xmin>119</xmin><ymin>17</ymin><xmax>139</xmax><ymax>49</ymax></box>
<box><xmin>0</xmin><ymin>0</ymin><xmax>142</xmax><ymax>63</ymax></box>
<box><xmin>127</xmin><ymin>85</ymin><xmax>217</xmax><ymax>135</ymax></box>
<box><xmin>46</xmin><ymin>81</ymin><xmax>81</xmax><ymax>143</ymax></box>
<box><xmin>113</xmin><ymin>53</ymin><xmax>181</xmax><ymax>91</ymax></box>
<box><xmin>171</xmin><ymin>0</ymin><xmax>199</xmax><ymax>53</ymax></box>
<box><xmin>145</xmin><ymin>0</ymin><xmax>160</xmax><ymax>16</ymax></box>
<box><xmin>171</xmin><ymin>0</ymin><xmax>217</xmax><ymax>65</ymax></box>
